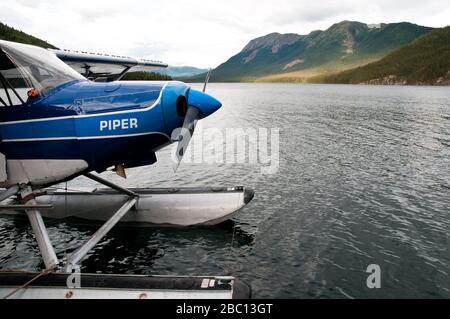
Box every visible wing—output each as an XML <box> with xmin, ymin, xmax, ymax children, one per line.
<box><xmin>52</xmin><ymin>49</ymin><xmax>168</xmax><ymax>80</ymax></box>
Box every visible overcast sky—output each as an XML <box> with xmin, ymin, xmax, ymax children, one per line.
<box><xmin>0</xmin><ymin>0</ymin><xmax>449</xmax><ymax>68</ymax></box>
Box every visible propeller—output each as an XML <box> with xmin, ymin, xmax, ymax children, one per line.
<box><xmin>173</xmin><ymin>69</ymin><xmax>214</xmax><ymax>172</ymax></box>
<box><xmin>202</xmin><ymin>68</ymin><xmax>212</xmax><ymax>93</ymax></box>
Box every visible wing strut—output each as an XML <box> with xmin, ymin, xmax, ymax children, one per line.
<box><xmin>0</xmin><ymin>95</ymin><xmax>7</xmax><ymax>107</ymax></box>
<box><xmin>115</xmin><ymin>66</ymin><xmax>132</xmax><ymax>81</ymax></box>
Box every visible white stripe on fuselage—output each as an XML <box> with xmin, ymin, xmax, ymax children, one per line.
<box><xmin>1</xmin><ymin>131</ymin><xmax>170</xmax><ymax>143</ymax></box>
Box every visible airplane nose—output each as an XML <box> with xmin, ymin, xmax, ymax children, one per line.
<box><xmin>187</xmin><ymin>89</ymin><xmax>222</xmax><ymax>118</ymax></box>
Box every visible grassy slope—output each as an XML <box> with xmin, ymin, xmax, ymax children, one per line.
<box><xmin>254</xmin><ymin>55</ymin><xmax>384</xmax><ymax>83</ymax></box>
<box><xmin>0</xmin><ymin>22</ymin><xmax>57</xmax><ymax>49</ymax></box>
<box><xmin>313</xmin><ymin>27</ymin><xmax>450</xmax><ymax>84</ymax></box>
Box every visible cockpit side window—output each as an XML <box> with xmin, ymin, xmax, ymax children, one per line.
<box><xmin>0</xmin><ymin>50</ymin><xmax>30</xmax><ymax>106</ymax></box>
<box><xmin>0</xmin><ymin>41</ymin><xmax>85</xmax><ymax>97</ymax></box>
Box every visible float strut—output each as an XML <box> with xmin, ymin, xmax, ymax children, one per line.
<box><xmin>21</xmin><ymin>186</ymin><xmax>59</xmax><ymax>270</ymax></box>
<box><xmin>84</xmin><ymin>173</ymin><xmax>138</xmax><ymax>197</ymax></box>
<box><xmin>62</xmin><ymin>197</ymin><xmax>137</xmax><ymax>271</ymax></box>
<box><xmin>0</xmin><ymin>185</ymin><xmax>20</xmax><ymax>202</ymax></box>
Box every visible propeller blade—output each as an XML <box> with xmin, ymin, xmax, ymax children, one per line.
<box><xmin>202</xmin><ymin>68</ymin><xmax>212</xmax><ymax>93</ymax></box>
<box><xmin>173</xmin><ymin>106</ymin><xmax>199</xmax><ymax>171</ymax></box>
<box><xmin>173</xmin><ymin>69</ymin><xmax>218</xmax><ymax>172</ymax></box>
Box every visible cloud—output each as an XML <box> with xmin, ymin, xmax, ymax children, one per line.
<box><xmin>78</xmin><ymin>7</ymin><xmax>122</xmax><ymax>23</ymax></box>
<box><xmin>263</xmin><ymin>1</ymin><xmax>358</xmax><ymax>25</ymax></box>
<box><xmin>0</xmin><ymin>0</ymin><xmax>449</xmax><ymax>68</ymax></box>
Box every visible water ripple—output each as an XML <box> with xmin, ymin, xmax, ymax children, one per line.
<box><xmin>1</xmin><ymin>84</ymin><xmax>449</xmax><ymax>298</ymax></box>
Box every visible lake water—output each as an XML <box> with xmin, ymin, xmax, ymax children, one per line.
<box><xmin>1</xmin><ymin>83</ymin><xmax>450</xmax><ymax>298</ymax></box>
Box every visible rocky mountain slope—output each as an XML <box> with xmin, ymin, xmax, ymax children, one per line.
<box><xmin>189</xmin><ymin>21</ymin><xmax>433</xmax><ymax>82</ymax></box>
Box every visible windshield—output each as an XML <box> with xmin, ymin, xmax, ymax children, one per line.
<box><xmin>0</xmin><ymin>40</ymin><xmax>85</xmax><ymax>95</ymax></box>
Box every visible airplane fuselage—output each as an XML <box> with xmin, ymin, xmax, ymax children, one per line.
<box><xmin>0</xmin><ymin>79</ymin><xmax>191</xmax><ymax>187</ymax></box>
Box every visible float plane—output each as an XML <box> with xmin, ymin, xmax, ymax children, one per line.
<box><xmin>0</xmin><ymin>40</ymin><xmax>252</xmax><ymax>298</ymax></box>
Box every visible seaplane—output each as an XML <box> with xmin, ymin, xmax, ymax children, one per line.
<box><xmin>0</xmin><ymin>39</ymin><xmax>253</xmax><ymax>299</ymax></box>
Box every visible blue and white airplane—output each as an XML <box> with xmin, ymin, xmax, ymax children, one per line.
<box><xmin>0</xmin><ymin>40</ymin><xmax>253</xmax><ymax>274</ymax></box>
<box><xmin>0</xmin><ymin>39</ymin><xmax>221</xmax><ymax>187</ymax></box>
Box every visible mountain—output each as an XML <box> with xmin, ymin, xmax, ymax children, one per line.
<box><xmin>0</xmin><ymin>21</ymin><xmax>57</xmax><ymax>49</ymax></box>
<box><xmin>189</xmin><ymin>21</ymin><xmax>433</xmax><ymax>82</ymax></box>
<box><xmin>156</xmin><ymin>66</ymin><xmax>209</xmax><ymax>78</ymax></box>
<box><xmin>313</xmin><ymin>26</ymin><xmax>450</xmax><ymax>85</ymax></box>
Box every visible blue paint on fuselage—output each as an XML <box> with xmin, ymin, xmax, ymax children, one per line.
<box><xmin>0</xmin><ymin>79</ymin><xmax>191</xmax><ymax>172</ymax></box>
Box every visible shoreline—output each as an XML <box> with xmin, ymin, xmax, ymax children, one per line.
<box><xmin>183</xmin><ymin>81</ymin><xmax>450</xmax><ymax>87</ymax></box>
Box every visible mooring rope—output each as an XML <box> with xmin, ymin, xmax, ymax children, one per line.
<box><xmin>217</xmin><ymin>221</ymin><xmax>238</xmax><ymax>276</ymax></box>
<box><xmin>2</xmin><ymin>266</ymin><xmax>57</xmax><ymax>299</ymax></box>
<box><xmin>64</xmin><ymin>181</ymin><xmax>68</xmax><ymax>218</ymax></box>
